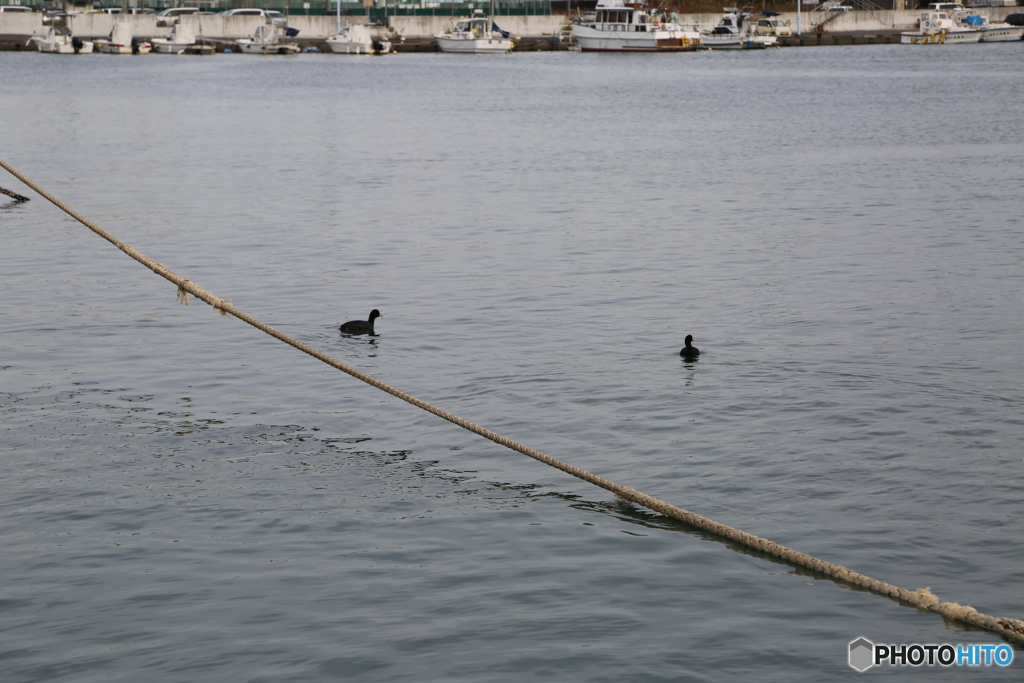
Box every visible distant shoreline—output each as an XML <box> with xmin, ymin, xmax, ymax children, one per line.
<box><xmin>2</xmin><ymin>7</ymin><xmax>1018</xmax><ymax>52</ymax></box>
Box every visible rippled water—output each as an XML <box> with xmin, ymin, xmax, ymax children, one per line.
<box><xmin>2</xmin><ymin>44</ymin><xmax>1023</xmax><ymax>681</ymax></box>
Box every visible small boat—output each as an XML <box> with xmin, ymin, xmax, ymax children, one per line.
<box><xmin>29</xmin><ymin>14</ymin><xmax>93</xmax><ymax>54</ymax></box>
<box><xmin>151</xmin><ymin>20</ymin><xmax>215</xmax><ymax>54</ymax></box>
<box><xmin>702</xmin><ymin>9</ymin><xmax>776</xmax><ymax>49</ymax></box>
<box><xmin>571</xmin><ymin>0</ymin><xmax>702</xmax><ymax>52</ymax></box>
<box><xmin>94</xmin><ymin>21</ymin><xmax>151</xmax><ymax>54</ymax></box>
<box><xmin>327</xmin><ymin>24</ymin><xmax>391</xmax><ymax>54</ymax></box>
<box><xmin>901</xmin><ymin>11</ymin><xmax>982</xmax><ymax>43</ymax></box>
<box><xmin>236</xmin><ymin>24</ymin><xmax>300</xmax><ymax>55</ymax></box>
<box><xmin>960</xmin><ymin>13</ymin><xmax>1024</xmax><ymax>42</ymax></box>
<box><xmin>435</xmin><ymin>10</ymin><xmax>514</xmax><ymax>54</ymax></box>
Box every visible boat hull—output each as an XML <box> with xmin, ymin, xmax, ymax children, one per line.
<box><xmin>572</xmin><ymin>25</ymin><xmax>702</xmax><ymax>51</ymax></box>
<box><xmin>900</xmin><ymin>29</ymin><xmax>982</xmax><ymax>43</ymax></box>
<box><xmin>94</xmin><ymin>41</ymin><xmax>150</xmax><ymax>54</ymax></box>
<box><xmin>151</xmin><ymin>40</ymin><xmax>190</xmax><ymax>53</ymax></box>
<box><xmin>978</xmin><ymin>25</ymin><xmax>1024</xmax><ymax>42</ymax></box>
<box><xmin>236</xmin><ymin>40</ymin><xmax>300</xmax><ymax>54</ymax></box>
<box><xmin>327</xmin><ymin>38</ymin><xmax>392</xmax><ymax>54</ymax></box>
<box><xmin>435</xmin><ymin>35</ymin><xmax>513</xmax><ymax>53</ymax></box>
<box><xmin>703</xmin><ymin>36</ymin><xmax>776</xmax><ymax>49</ymax></box>
<box><xmin>151</xmin><ymin>40</ymin><xmax>214</xmax><ymax>54</ymax></box>
<box><xmin>30</xmin><ymin>36</ymin><xmax>93</xmax><ymax>53</ymax></box>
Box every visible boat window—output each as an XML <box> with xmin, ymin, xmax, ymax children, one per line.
<box><xmin>601</xmin><ymin>10</ymin><xmax>628</xmax><ymax>23</ymax></box>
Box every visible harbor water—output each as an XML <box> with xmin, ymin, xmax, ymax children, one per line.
<box><xmin>2</xmin><ymin>45</ymin><xmax>1023</xmax><ymax>681</ymax></box>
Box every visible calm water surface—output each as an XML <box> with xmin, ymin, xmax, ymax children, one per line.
<box><xmin>2</xmin><ymin>44</ymin><xmax>1023</xmax><ymax>681</ymax></box>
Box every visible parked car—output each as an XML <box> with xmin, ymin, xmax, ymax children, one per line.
<box><xmin>755</xmin><ymin>17</ymin><xmax>792</xmax><ymax>36</ymax></box>
<box><xmin>218</xmin><ymin>8</ymin><xmax>287</xmax><ymax>26</ymax></box>
<box><xmin>0</xmin><ymin>5</ymin><xmax>34</xmax><ymax>12</ymax></box>
<box><xmin>156</xmin><ymin>7</ymin><xmax>200</xmax><ymax>18</ymax></box>
<box><xmin>155</xmin><ymin>7</ymin><xmax>200</xmax><ymax>26</ymax></box>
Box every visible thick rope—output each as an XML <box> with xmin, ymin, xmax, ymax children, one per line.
<box><xmin>4</xmin><ymin>157</ymin><xmax>1023</xmax><ymax>645</ymax></box>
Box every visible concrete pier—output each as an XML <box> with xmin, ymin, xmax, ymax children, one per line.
<box><xmin>1</xmin><ymin>8</ymin><xmax>1020</xmax><ymax>51</ymax></box>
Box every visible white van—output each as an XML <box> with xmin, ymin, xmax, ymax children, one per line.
<box><xmin>156</xmin><ymin>7</ymin><xmax>200</xmax><ymax>18</ymax></box>
<box><xmin>755</xmin><ymin>17</ymin><xmax>792</xmax><ymax>36</ymax></box>
<box><xmin>218</xmin><ymin>8</ymin><xmax>286</xmax><ymax>27</ymax></box>
<box><xmin>0</xmin><ymin>5</ymin><xmax>34</xmax><ymax>12</ymax></box>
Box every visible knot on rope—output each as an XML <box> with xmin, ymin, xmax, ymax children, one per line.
<box><xmin>176</xmin><ymin>280</ymin><xmax>192</xmax><ymax>306</ymax></box>
<box><xmin>210</xmin><ymin>296</ymin><xmax>233</xmax><ymax>316</ymax></box>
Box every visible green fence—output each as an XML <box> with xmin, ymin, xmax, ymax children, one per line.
<box><xmin>32</xmin><ymin>0</ymin><xmax>552</xmax><ymax>16</ymax></box>
<box><xmin>284</xmin><ymin>0</ymin><xmax>552</xmax><ymax>16</ymax></box>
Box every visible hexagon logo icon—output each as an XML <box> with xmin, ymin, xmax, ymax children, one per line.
<box><xmin>849</xmin><ymin>637</ymin><xmax>875</xmax><ymax>672</ymax></box>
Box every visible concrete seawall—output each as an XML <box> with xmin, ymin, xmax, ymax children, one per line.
<box><xmin>1</xmin><ymin>8</ymin><xmax>1020</xmax><ymax>50</ymax></box>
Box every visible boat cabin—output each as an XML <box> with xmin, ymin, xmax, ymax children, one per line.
<box><xmin>918</xmin><ymin>11</ymin><xmax>956</xmax><ymax>30</ymax></box>
<box><xmin>583</xmin><ymin>0</ymin><xmax>678</xmax><ymax>31</ymax></box>
<box><xmin>452</xmin><ymin>17</ymin><xmax>492</xmax><ymax>36</ymax></box>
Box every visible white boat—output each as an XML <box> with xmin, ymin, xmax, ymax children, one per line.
<box><xmin>327</xmin><ymin>24</ymin><xmax>391</xmax><ymax>54</ymax></box>
<box><xmin>571</xmin><ymin>0</ymin><xmax>702</xmax><ymax>52</ymax></box>
<box><xmin>151</xmin><ymin>21</ymin><xmax>215</xmax><ymax>54</ymax></box>
<box><xmin>702</xmin><ymin>9</ymin><xmax>776</xmax><ymax>49</ymax></box>
<box><xmin>901</xmin><ymin>11</ymin><xmax>983</xmax><ymax>43</ymax></box>
<box><xmin>236</xmin><ymin>24</ymin><xmax>300</xmax><ymax>55</ymax></box>
<box><xmin>29</xmin><ymin>15</ymin><xmax>92</xmax><ymax>54</ymax></box>
<box><xmin>94</xmin><ymin>22</ymin><xmax>151</xmax><ymax>54</ymax></box>
<box><xmin>435</xmin><ymin>10</ymin><xmax>514</xmax><ymax>54</ymax></box>
<box><xmin>960</xmin><ymin>14</ymin><xmax>1024</xmax><ymax>42</ymax></box>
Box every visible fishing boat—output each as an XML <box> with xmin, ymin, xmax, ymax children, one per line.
<box><xmin>702</xmin><ymin>9</ymin><xmax>776</xmax><ymax>49</ymax></box>
<box><xmin>571</xmin><ymin>0</ymin><xmax>702</xmax><ymax>52</ymax></box>
<box><xmin>29</xmin><ymin>14</ymin><xmax>93</xmax><ymax>53</ymax></box>
<box><xmin>327</xmin><ymin>24</ymin><xmax>391</xmax><ymax>54</ymax></box>
<box><xmin>901</xmin><ymin>10</ymin><xmax>982</xmax><ymax>43</ymax></box>
<box><xmin>94</xmin><ymin>21</ymin><xmax>151</xmax><ymax>54</ymax></box>
<box><xmin>960</xmin><ymin>13</ymin><xmax>1024</xmax><ymax>42</ymax></box>
<box><xmin>151</xmin><ymin>20</ymin><xmax>215</xmax><ymax>54</ymax></box>
<box><xmin>236</xmin><ymin>24</ymin><xmax>300</xmax><ymax>54</ymax></box>
<box><xmin>435</xmin><ymin>10</ymin><xmax>514</xmax><ymax>53</ymax></box>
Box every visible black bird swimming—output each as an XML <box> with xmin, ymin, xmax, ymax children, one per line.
<box><xmin>339</xmin><ymin>309</ymin><xmax>381</xmax><ymax>335</ymax></box>
<box><xmin>680</xmin><ymin>335</ymin><xmax>700</xmax><ymax>359</ymax></box>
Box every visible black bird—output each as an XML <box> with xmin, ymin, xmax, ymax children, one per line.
<box><xmin>339</xmin><ymin>309</ymin><xmax>381</xmax><ymax>335</ymax></box>
<box><xmin>680</xmin><ymin>335</ymin><xmax>700</xmax><ymax>359</ymax></box>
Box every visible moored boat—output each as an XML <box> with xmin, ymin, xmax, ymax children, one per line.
<box><xmin>29</xmin><ymin>14</ymin><xmax>92</xmax><ymax>54</ymax></box>
<box><xmin>435</xmin><ymin>10</ymin><xmax>514</xmax><ymax>53</ymax></box>
<box><xmin>236</xmin><ymin>24</ymin><xmax>300</xmax><ymax>55</ymax></box>
<box><xmin>901</xmin><ymin>11</ymin><xmax>982</xmax><ymax>44</ymax></box>
<box><xmin>151</xmin><ymin>20</ymin><xmax>215</xmax><ymax>54</ymax></box>
<box><xmin>94</xmin><ymin>22</ymin><xmax>150</xmax><ymax>54</ymax></box>
<box><xmin>960</xmin><ymin>14</ymin><xmax>1024</xmax><ymax>42</ymax></box>
<box><xmin>571</xmin><ymin>0</ymin><xmax>702</xmax><ymax>52</ymax></box>
<box><xmin>702</xmin><ymin>9</ymin><xmax>776</xmax><ymax>49</ymax></box>
<box><xmin>327</xmin><ymin>24</ymin><xmax>391</xmax><ymax>54</ymax></box>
